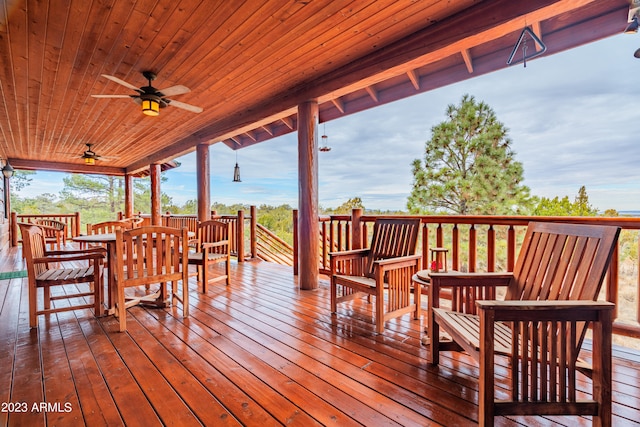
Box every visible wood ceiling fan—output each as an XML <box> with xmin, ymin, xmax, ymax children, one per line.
<box><xmin>92</xmin><ymin>71</ymin><xmax>203</xmax><ymax>115</ymax></box>
<box><xmin>80</xmin><ymin>143</ymin><xmax>115</xmax><ymax>165</ymax></box>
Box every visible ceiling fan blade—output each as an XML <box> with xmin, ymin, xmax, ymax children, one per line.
<box><xmin>158</xmin><ymin>85</ymin><xmax>190</xmax><ymax>97</ymax></box>
<box><xmin>91</xmin><ymin>94</ymin><xmax>132</xmax><ymax>98</ymax></box>
<box><xmin>167</xmin><ymin>99</ymin><xmax>203</xmax><ymax>113</ymax></box>
<box><xmin>101</xmin><ymin>74</ymin><xmax>140</xmax><ymax>91</ymax></box>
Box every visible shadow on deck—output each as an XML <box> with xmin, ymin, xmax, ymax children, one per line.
<box><xmin>1</xmin><ymin>246</ymin><xmax>639</xmax><ymax>426</ymax></box>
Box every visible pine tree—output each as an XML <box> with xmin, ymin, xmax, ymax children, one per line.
<box><xmin>407</xmin><ymin>94</ymin><xmax>533</xmax><ymax>215</ymax></box>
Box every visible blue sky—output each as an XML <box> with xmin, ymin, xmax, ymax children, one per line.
<box><xmin>19</xmin><ymin>33</ymin><xmax>640</xmax><ymax>213</ymax></box>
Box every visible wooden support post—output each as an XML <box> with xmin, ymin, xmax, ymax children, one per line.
<box><xmin>4</xmin><ymin>176</ymin><xmax>11</xmax><ymax>246</ymax></box>
<box><xmin>74</xmin><ymin>212</ymin><xmax>81</xmax><ymax>237</ymax></box>
<box><xmin>124</xmin><ymin>174</ymin><xmax>134</xmax><ymax>218</ymax></box>
<box><xmin>10</xmin><ymin>211</ymin><xmax>17</xmax><ymax>246</ymax></box>
<box><xmin>250</xmin><ymin>205</ymin><xmax>257</xmax><ymax>259</ymax></box>
<box><xmin>196</xmin><ymin>143</ymin><xmax>210</xmax><ymax>222</ymax></box>
<box><xmin>4</xmin><ymin>175</ymin><xmax>10</xmax><ymax>221</ymax></box>
<box><xmin>237</xmin><ymin>210</ymin><xmax>245</xmax><ymax>262</ymax></box>
<box><xmin>297</xmin><ymin>100</ymin><xmax>319</xmax><ymax>290</ymax></box>
<box><xmin>150</xmin><ymin>163</ymin><xmax>161</xmax><ymax>226</ymax></box>
<box><xmin>292</xmin><ymin>209</ymin><xmax>299</xmax><ymax>276</ymax></box>
<box><xmin>351</xmin><ymin>208</ymin><xmax>363</xmax><ymax>250</ymax></box>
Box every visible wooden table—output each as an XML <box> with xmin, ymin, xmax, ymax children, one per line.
<box><xmin>73</xmin><ymin>231</ymin><xmax>195</xmax><ymax>314</ymax></box>
<box><xmin>72</xmin><ymin>233</ymin><xmax>117</xmax><ymax>314</ymax></box>
<box><xmin>412</xmin><ymin>269</ymin><xmax>431</xmax><ymax>319</ymax></box>
<box><xmin>412</xmin><ymin>269</ymin><xmax>459</xmax><ymax>319</ymax></box>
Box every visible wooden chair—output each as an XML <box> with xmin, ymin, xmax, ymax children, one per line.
<box><xmin>188</xmin><ymin>220</ymin><xmax>231</xmax><ymax>293</ymax></box>
<box><xmin>32</xmin><ymin>218</ymin><xmax>67</xmax><ymax>249</ymax></box>
<box><xmin>19</xmin><ymin>223</ymin><xmax>106</xmax><ymax>328</ymax></box>
<box><xmin>329</xmin><ymin>217</ymin><xmax>422</xmax><ymax>333</ymax></box>
<box><xmin>427</xmin><ymin>222</ymin><xmax>620</xmax><ymax>426</ymax></box>
<box><xmin>83</xmin><ymin>220</ymin><xmax>135</xmax><ymax>250</ymax></box>
<box><xmin>87</xmin><ymin>220</ymin><xmax>134</xmax><ymax>236</ymax></box>
<box><xmin>119</xmin><ymin>217</ymin><xmax>144</xmax><ymax>228</ymax></box>
<box><xmin>114</xmin><ymin>226</ymin><xmax>189</xmax><ymax>332</ymax></box>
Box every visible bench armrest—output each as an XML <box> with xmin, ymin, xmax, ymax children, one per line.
<box><xmin>476</xmin><ymin>300</ymin><xmax>615</xmax><ymax>320</ymax></box>
<box><xmin>375</xmin><ymin>254</ymin><xmax>421</xmax><ymax>268</ymax></box>
<box><xmin>429</xmin><ymin>271</ymin><xmax>512</xmax><ymax>288</ymax></box>
<box><xmin>329</xmin><ymin>248</ymin><xmax>369</xmax><ymax>260</ymax></box>
<box><xmin>35</xmin><ymin>247</ymin><xmax>106</xmax><ymax>264</ymax></box>
<box><xmin>46</xmin><ymin>247</ymin><xmax>106</xmax><ymax>256</ymax></box>
<box><xmin>202</xmin><ymin>240</ymin><xmax>229</xmax><ymax>250</ymax></box>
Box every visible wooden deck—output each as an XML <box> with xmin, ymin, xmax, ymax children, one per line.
<box><xmin>1</xmin><ymin>246</ymin><xmax>640</xmax><ymax>426</ymax></box>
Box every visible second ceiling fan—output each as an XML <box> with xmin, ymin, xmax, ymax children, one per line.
<box><xmin>92</xmin><ymin>71</ymin><xmax>203</xmax><ymax>116</ymax></box>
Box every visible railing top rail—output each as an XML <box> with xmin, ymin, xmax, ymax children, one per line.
<box><xmin>319</xmin><ymin>215</ymin><xmax>351</xmax><ymax>222</ymax></box>
<box><xmin>351</xmin><ymin>214</ymin><xmax>640</xmax><ymax>229</ymax></box>
<box><xmin>17</xmin><ymin>213</ymin><xmax>78</xmax><ymax>218</ymax></box>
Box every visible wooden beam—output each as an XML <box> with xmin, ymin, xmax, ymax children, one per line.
<box><xmin>261</xmin><ymin>125</ymin><xmax>273</xmax><ymax>136</ymax></box>
<box><xmin>124</xmin><ymin>174</ymin><xmax>134</xmax><ymax>218</ymax></box>
<box><xmin>126</xmin><ymin>134</ymin><xmax>203</xmax><ymax>177</ymax></box>
<box><xmin>330</xmin><ymin>97</ymin><xmax>345</xmax><ymax>114</ymax></box>
<box><xmin>245</xmin><ymin>130</ymin><xmax>257</xmax><ymax>142</ymax></box>
<box><xmin>281</xmin><ymin>116</ymin><xmax>294</xmax><ymax>130</ymax></box>
<box><xmin>7</xmin><ymin>158</ymin><xmax>125</xmax><ymax>176</ymax></box>
<box><xmin>461</xmin><ymin>49</ymin><xmax>474</xmax><ymax>73</ymax></box>
<box><xmin>150</xmin><ymin>163</ymin><xmax>161</xmax><ymax>226</ymax></box>
<box><xmin>196</xmin><ymin>144</ymin><xmax>210</xmax><ymax>222</ymax></box>
<box><xmin>407</xmin><ymin>69</ymin><xmax>420</xmax><ymax>90</ymax></box>
<box><xmin>365</xmin><ymin>86</ymin><xmax>379</xmax><ymax>102</ymax></box>
<box><xmin>297</xmin><ymin>100</ymin><xmax>319</xmax><ymax>291</ymax></box>
<box><xmin>532</xmin><ymin>20</ymin><xmax>544</xmax><ymax>51</ymax></box>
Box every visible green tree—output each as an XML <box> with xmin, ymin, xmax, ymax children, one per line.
<box><xmin>533</xmin><ymin>186</ymin><xmax>599</xmax><ymax>216</ymax></box>
<box><xmin>257</xmin><ymin>204</ymin><xmax>295</xmax><ymax>244</ymax></box>
<box><xmin>11</xmin><ymin>170</ymin><xmax>36</xmax><ymax>191</ymax></box>
<box><xmin>60</xmin><ymin>175</ymin><xmax>123</xmax><ymax>213</ymax></box>
<box><xmin>407</xmin><ymin>94</ymin><xmax>533</xmax><ymax>215</ymax></box>
<box><xmin>12</xmin><ymin>193</ymin><xmax>62</xmax><ymax>214</ymax></box>
<box><xmin>323</xmin><ymin>197</ymin><xmax>365</xmax><ymax>214</ymax></box>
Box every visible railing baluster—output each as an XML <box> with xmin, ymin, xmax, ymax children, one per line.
<box><xmin>469</xmin><ymin>225</ymin><xmax>477</xmax><ymax>273</ymax></box>
<box><xmin>452</xmin><ymin>224</ymin><xmax>459</xmax><ymax>271</ymax></box>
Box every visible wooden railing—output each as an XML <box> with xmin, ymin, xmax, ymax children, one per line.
<box><xmin>124</xmin><ymin>207</ymin><xmax>258</xmax><ymax>262</ymax></box>
<box><xmin>294</xmin><ymin>209</ymin><xmax>640</xmax><ymax>340</ymax></box>
<box><xmin>256</xmin><ymin>224</ymin><xmax>293</xmax><ymax>266</ymax></box>
<box><xmin>10</xmin><ymin>212</ymin><xmax>81</xmax><ymax>246</ymax></box>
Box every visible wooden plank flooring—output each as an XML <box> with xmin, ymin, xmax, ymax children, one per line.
<box><xmin>1</xmin><ymin>246</ymin><xmax>640</xmax><ymax>426</ymax></box>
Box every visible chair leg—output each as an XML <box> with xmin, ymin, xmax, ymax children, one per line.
<box><xmin>182</xmin><ymin>277</ymin><xmax>189</xmax><ymax>318</ymax></box>
<box><xmin>202</xmin><ymin>261</ymin><xmax>208</xmax><ymax>293</ymax></box>
<box><xmin>195</xmin><ymin>264</ymin><xmax>202</xmax><ymax>291</ymax></box>
<box><xmin>29</xmin><ymin>283</ymin><xmax>38</xmax><ymax>328</ymax></box>
<box><xmin>225</xmin><ymin>258</ymin><xmax>230</xmax><ymax>285</ymax></box>
<box><xmin>375</xmin><ymin>288</ymin><xmax>385</xmax><ymax>334</ymax></box>
<box><xmin>44</xmin><ymin>287</ymin><xmax>51</xmax><ymax>310</ymax></box>
<box><xmin>330</xmin><ymin>279</ymin><xmax>337</xmax><ymax>313</ymax></box>
<box><xmin>93</xmin><ymin>273</ymin><xmax>102</xmax><ymax>317</ymax></box>
<box><xmin>117</xmin><ymin>282</ymin><xmax>126</xmax><ymax>332</ymax></box>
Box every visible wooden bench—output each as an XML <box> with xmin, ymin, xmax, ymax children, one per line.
<box><xmin>427</xmin><ymin>221</ymin><xmax>620</xmax><ymax>426</ymax></box>
<box><xmin>330</xmin><ymin>217</ymin><xmax>421</xmax><ymax>333</ymax></box>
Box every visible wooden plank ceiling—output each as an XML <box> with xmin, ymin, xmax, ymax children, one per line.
<box><xmin>0</xmin><ymin>0</ymin><xmax>630</xmax><ymax>176</ymax></box>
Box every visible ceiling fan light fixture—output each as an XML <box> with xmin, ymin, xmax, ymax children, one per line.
<box><xmin>141</xmin><ymin>95</ymin><xmax>160</xmax><ymax>116</ymax></box>
<box><xmin>84</xmin><ymin>156</ymin><xmax>95</xmax><ymax>165</ymax></box>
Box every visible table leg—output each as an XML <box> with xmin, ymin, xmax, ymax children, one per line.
<box><xmin>413</xmin><ymin>278</ymin><xmax>421</xmax><ymax>319</ymax></box>
<box><xmin>106</xmin><ymin>242</ymin><xmax>116</xmax><ymax>315</ymax></box>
